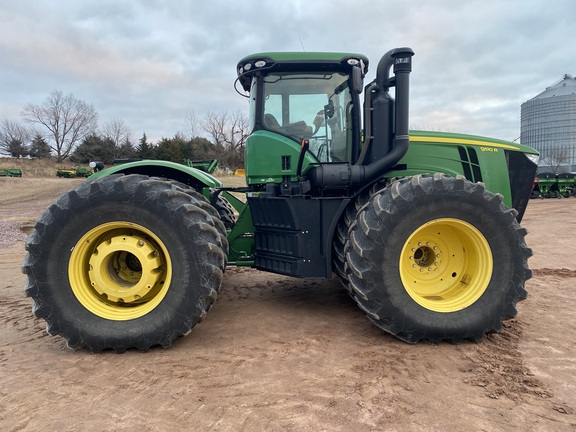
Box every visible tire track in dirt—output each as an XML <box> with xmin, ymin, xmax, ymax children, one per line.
<box><xmin>0</xmin><ymin>296</ymin><xmax>52</xmax><ymax>349</ymax></box>
<box><xmin>533</xmin><ymin>268</ymin><xmax>576</xmax><ymax>277</ymax></box>
<box><xmin>459</xmin><ymin>267</ymin><xmax>576</xmax><ymax>420</ymax></box>
<box><xmin>459</xmin><ymin>319</ymin><xmax>552</xmax><ymax>401</ymax></box>
<box><xmin>219</xmin><ymin>266</ymin><xmax>575</xmax><ymax>423</ymax></box>
<box><xmin>218</xmin><ymin>267</ymin><xmax>572</xmax><ymax>428</ymax></box>
<box><xmin>516</xmin><ymin>273</ymin><xmax>576</xmax><ymax>420</ymax></box>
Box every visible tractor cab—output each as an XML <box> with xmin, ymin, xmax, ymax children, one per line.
<box><xmin>236</xmin><ymin>53</ymin><xmax>366</xmax><ymax>189</ymax></box>
<box><xmin>236</xmin><ymin>49</ymin><xmax>414</xmax><ymax>197</ymax></box>
<box><xmin>237</xmin><ymin>52</ymin><xmax>368</xmax><ymax>167</ymax></box>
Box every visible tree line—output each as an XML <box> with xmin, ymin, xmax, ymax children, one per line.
<box><xmin>0</xmin><ymin>90</ymin><xmax>249</xmax><ymax>169</ymax></box>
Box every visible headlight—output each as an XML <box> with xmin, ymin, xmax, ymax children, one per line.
<box><xmin>525</xmin><ymin>153</ymin><xmax>539</xmax><ymax>165</ymax></box>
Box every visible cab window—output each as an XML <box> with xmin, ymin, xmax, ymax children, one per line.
<box><xmin>262</xmin><ymin>72</ymin><xmax>353</xmax><ymax>163</ymax></box>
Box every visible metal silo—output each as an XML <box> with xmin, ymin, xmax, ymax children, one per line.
<box><xmin>521</xmin><ymin>74</ymin><xmax>576</xmax><ymax>172</ymax></box>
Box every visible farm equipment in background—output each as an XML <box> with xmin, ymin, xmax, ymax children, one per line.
<box><xmin>56</xmin><ymin>165</ymin><xmax>93</xmax><ymax>178</ymax></box>
<box><xmin>557</xmin><ymin>173</ymin><xmax>575</xmax><ymax>197</ymax></box>
<box><xmin>24</xmin><ymin>47</ymin><xmax>540</xmax><ymax>353</ymax></box>
<box><xmin>536</xmin><ymin>172</ymin><xmax>575</xmax><ymax>198</ymax></box>
<box><xmin>0</xmin><ymin>168</ymin><xmax>22</xmax><ymax>177</ymax></box>
<box><xmin>536</xmin><ymin>172</ymin><xmax>556</xmax><ymax>197</ymax></box>
<box><xmin>184</xmin><ymin>159</ymin><xmax>220</xmax><ymax>174</ymax></box>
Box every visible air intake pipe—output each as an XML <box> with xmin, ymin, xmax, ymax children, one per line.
<box><xmin>308</xmin><ymin>47</ymin><xmax>414</xmax><ymax>193</ymax></box>
<box><xmin>358</xmin><ymin>47</ymin><xmax>414</xmax><ymax>183</ymax></box>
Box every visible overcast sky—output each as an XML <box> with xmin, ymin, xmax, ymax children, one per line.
<box><xmin>1</xmin><ymin>0</ymin><xmax>574</xmax><ymax>144</ymax></box>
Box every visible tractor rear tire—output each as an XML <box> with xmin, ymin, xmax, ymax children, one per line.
<box><xmin>23</xmin><ymin>174</ymin><xmax>227</xmax><ymax>353</ymax></box>
<box><xmin>346</xmin><ymin>173</ymin><xmax>532</xmax><ymax>343</ymax></box>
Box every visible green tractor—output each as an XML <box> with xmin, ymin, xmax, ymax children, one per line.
<box><xmin>0</xmin><ymin>168</ymin><xmax>23</xmax><ymax>177</ymax></box>
<box><xmin>184</xmin><ymin>159</ymin><xmax>220</xmax><ymax>174</ymax></box>
<box><xmin>23</xmin><ymin>47</ymin><xmax>539</xmax><ymax>352</ymax></box>
<box><xmin>56</xmin><ymin>165</ymin><xmax>93</xmax><ymax>178</ymax></box>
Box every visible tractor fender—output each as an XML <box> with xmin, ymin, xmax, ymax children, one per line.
<box><xmin>87</xmin><ymin>160</ymin><xmax>223</xmax><ymax>189</ymax></box>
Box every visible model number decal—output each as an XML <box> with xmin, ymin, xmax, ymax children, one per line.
<box><xmin>480</xmin><ymin>147</ymin><xmax>499</xmax><ymax>152</ymax></box>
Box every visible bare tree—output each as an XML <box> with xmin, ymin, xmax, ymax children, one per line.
<box><xmin>101</xmin><ymin>118</ymin><xmax>132</xmax><ymax>147</ymax></box>
<box><xmin>100</xmin><ymin>118</ymin><xmax>133</xmax><ymax>160</ymax></box>
<box><xmin>202</xmin><ymin>111</ymin><xmax>249</xmax><ymax>168</ymax></box>
<box><xmin>21</xmin><ymin>90</ymin><xmax>98</xmax><ymax>162</ymax></box>
<box><xmin>0</xmin><ymin>119</ymin><xmax>30</xmax><ymax>157</ymax></box>
<box><xmin>183</xmin><ymin>110</ymin><xmax>199</xmax><ymax>139</ymax></box>
<box><xmin>542</xmin><ymin>146</ymin><xmax>571</xmax><ymax>174</ymax></box>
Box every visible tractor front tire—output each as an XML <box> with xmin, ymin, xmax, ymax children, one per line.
<box><xmin>23</xmin><ymin>174</ymin><xmax>227</xmax><ymax>353</ymax></box>
<box><xmin>346</xmin><ymin>174</ymin><xmax>532</xmax><ymax>343</ymax></box>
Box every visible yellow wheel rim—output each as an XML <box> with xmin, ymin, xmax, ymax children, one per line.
<box><xmin>399</xmin><ymin>218</ymin><xmax>493</xmax><ymax>313</ymax></box>
<box><xmin>69</xmin><ymin>222</ymin><xmax>172</xmax><ymax>320</ymax></box>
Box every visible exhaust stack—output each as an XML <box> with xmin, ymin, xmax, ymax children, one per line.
<box><xmin>309</xmin><ymin>47</ymin><xmax>415</xmax><ymax>192</ymax></box>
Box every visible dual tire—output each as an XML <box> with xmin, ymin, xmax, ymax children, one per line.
<box><xmin>342</xmin><ymin>174</ymin><xmax>532</xmax><ymax>343</ymax></box>
<box><xmin>23</xmin><ymin>174</ymin><xmax>228</xmax><ymax>353</ymax></box>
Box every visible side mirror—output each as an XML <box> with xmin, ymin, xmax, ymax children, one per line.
<box><xmin>351</xmin><ymin>66</ymin><xmax>363</xmax><ymax>94</ymax></box>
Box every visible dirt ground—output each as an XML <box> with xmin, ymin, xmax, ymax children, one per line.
<box><xmin>1</xmin><ymin>177</ymin><xmax>575</xmax><ymax>431</ymax></box>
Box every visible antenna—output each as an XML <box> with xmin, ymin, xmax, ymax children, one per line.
<box><xmin>298</xmin><ymin>36</ymin><xmax>306</xmax><ymax>52</ymax></box>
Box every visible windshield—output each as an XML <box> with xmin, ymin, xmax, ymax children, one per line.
<box><xmin>261</xmin><ymin>72</ymin><xmax>353</xmax><ymax>162</ymax></box>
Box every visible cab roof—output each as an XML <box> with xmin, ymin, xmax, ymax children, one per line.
<box><xmin>236</xmin><ymin>52</ymin><xmax>369</xmax><ymax>91</ymax></box>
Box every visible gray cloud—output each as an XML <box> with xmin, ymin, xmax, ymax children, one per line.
<box><xmin>0</xmin><ymin>0</ymin><xmax>574</xmax><ymax>143</ymax></box>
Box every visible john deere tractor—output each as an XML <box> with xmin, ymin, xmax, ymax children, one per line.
<box><xmin>23</xmin><ymin>47</ymin><xmax>539</xmax><ymax>352</ymax></box>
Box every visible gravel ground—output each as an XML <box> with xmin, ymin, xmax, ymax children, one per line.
<box><xmin>0</xmin><ymin>220</ymin><xmax>27</xmax><ymax>246</ymax></box>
